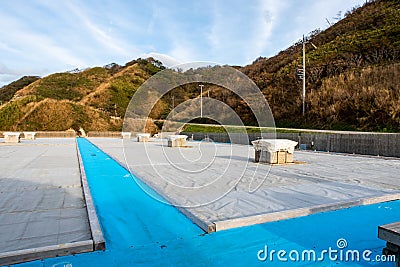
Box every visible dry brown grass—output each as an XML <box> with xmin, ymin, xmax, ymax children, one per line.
<box><xmin>307</xmin><ymin>63</ymin><xmax>400</xmax><ymax>130</ymax></box>
<box><xmin>14</xmin><ymin>98</ymin><xmax>119</xmax><ymax>131</ymax></box>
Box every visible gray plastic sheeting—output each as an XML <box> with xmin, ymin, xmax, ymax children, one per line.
<box><xmin>0</xmin><ymin>139</ymin><xmax>91</xmax><ymax>254</ymax></box>
<box><xmin>89</xmin><ymin>138</ymin><xmax>400</xmax><ymax>232</ymax></box>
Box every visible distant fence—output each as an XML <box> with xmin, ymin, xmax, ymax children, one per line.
<box><xmin>0</xmin><ymin>131</ymin><xmax>76</xmax><ymax>138</ymax></box>
<box><xmin>87</xmin><ymin>131</ymin><xmax>122</xmax><ymax>138</ymax></box>
<box><xmin>35</xmin><ymin>131</ymin><xmax>76</xmax><ymax>138</ymax></box>
<box><xmin>183</xmin><ymin>132</ymin><xmax>400</xmax><ymax>158</ymax></box>
<box><xmin>0</xmin><ymin>131</ymin><xmax>122</xmax><ymax>138</ymax></box>
<box><xmin>1</xmin><ymin>130</ymin><xmax>398</xmax><ymax>157</ymax></box>
<box><xmin>184</xmin><ymin>132</ymin><xmax>262</xmax><ymax>145</ymax></box>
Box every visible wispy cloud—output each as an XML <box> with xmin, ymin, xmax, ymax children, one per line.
<box><xmin>0</xmin><ymin>3</ymin><xmax>86</xmax><ymax>68</ymax></box>
<box><xmin>246</xmin><ymin>0</ymin><xmax>288</xmax><ymax>62</ymax></box>
<box><xmin>0</xmin><ymin>0</ymin><xmax>367</xmax><ymax>86</ymax></box>
<box><xmin>63</xmin><ymin>1</ymin><xmax>136</xmax><ymax>58</ymax></box>
<box><xmin>142</xmin><ymin>52</ymin><xmax>182</xmax><ymax>67</ymax></box>
<box><xmin>0</xmin><ymin>41</ymin><xmax>21</xmax><ymax>54</ymax></box>
<box><xmin>204</xmin><ymin>0</ymin><xmax>288</xmax><ymax>64</ymax></box>
<box><xmin>143</xmin><ymin>2</ymin><xmax>201</xmax><ymax>63</ymax></box>
<box><xmin>0</xmin><ymin>62</ymin><xmax>46</xmax><ymax>87</ymax></box>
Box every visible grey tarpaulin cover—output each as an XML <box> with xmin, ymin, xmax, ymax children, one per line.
<box><xmin>0</xmin><ymin>139</ymin><xmax>91</xmax><ymax>254</ymax></box>
<box><xmin>90</xmin><ymin>138</ymin><xmax>400</xmax><ymax>232</ymax></box>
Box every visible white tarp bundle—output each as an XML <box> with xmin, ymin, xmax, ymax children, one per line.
<box><xmin>2</xmin><ymin>132</ymin><xmax>21</xmax><ymax>143</ymax></box>
<box><xmin>136</xmin><ymin>133</ymin><xmax>151</xmax><ymax>137</ymax></box>
<box><xmin>252</xmin><ymin>139</ymin><xmax>298</xmax><ymax>153</ymax></box>
<box><xmin>167</xmin><ymin>135</ymin><xmax>188</xmax><ymax>141</ymax></box>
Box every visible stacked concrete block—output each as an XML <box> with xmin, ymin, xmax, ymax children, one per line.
<box><xmin>121</xmin><ymin>132</ymin><xmax>132</xmax><ymax>139</ymax></box>
<box><xmin>167</xmin><ymin>135</ymin><xmax>188</xmax><ymax>147</ymax></box>
<box><xmin>252</xmin><ymin>139</ymin><xmax>298</xmax><ymax>164</ymax></box>
<box><xmin>23</xmin><ymin>132</ymin><xmax>36</xmax><ymax>140</ymax></box>
<box><xmin>3</xmin><ymin>132</ymin><xmax>21</xmax><ymax>143</ymax></box>
<box><xmin>136</xmin><ymin>133</ymin><xmax>150</xmax><ymax>142</ymax></box>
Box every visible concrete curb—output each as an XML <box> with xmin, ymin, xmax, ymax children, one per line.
<box><xmin>75</xmin><ymin>138</ymin><xmax>106</xmax><ymax>251</ymax></box>
<box><xmin>0</xmin><ymin>241</ymin><xmax>93</xmax><ymax>266</ymax></box>
<box><xmin>213</xmin><ymin>193</ymin><xmax>400</xmax><ymax>231</ymax></box>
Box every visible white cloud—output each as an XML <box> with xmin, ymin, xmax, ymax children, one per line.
<box><xmin>63</xmin><ymin>1</ymin><xmax>137</xmax><ymax>58</ymax></box>
<box><xmin>13</xmin><ymin>31</ymin><xmax>87</xmax><ymax>68</ymax></box>
<box><xmin>203</xmin><ymin>0</ymin><xmax>288</xmax><ymax>64</ymax></box>
<box><xmin>0</xmin><ymin>75</ymin><xmax>16</xmax><ymax>87</ymax></box>
<box><xmin>169</xmin><ymin>43</ymin><xmax>198</xmax><ymax>64</ymax></box>
<box><xmin>0</xmin><ymin>41</ymin><xmax>21</xmax><ymax>54</ymax></box>
<box><xmin>143</xmin><ymin>3</ymin><xmax>199</xmax><ymax>63</ymax></box>
<box><xmin>0</xmin><ymin>62</ymin><xmax>13</xmax><ymax>75</ymax></box>
<box><xmin>246</xmin><ymin>0</ymin><xmax>288</xmax><ymax>62</ymax></box>
<box><xmin>0</xmin><ymin>7</ymin><xmax>86</xmax><ymax>67</ymax></box>
<box><xmin>0</xmin><ymin>0</ymin><xmax>369</xmax><ymax>87</ymax></box>
<box><xmin>142</xmin><ymin>52</ymin><xmax>182</xmax><ymax>67</ymax></box>
<box><xmin>0</xmin><ymin>62</ymin><xmax>45</xmax><ymax>87</ymax></box>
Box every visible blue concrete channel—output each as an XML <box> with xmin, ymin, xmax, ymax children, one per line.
<box><xmin>11</xmin><ymin>138</ymin><xmax>400</xmax><ymax>266</ymax></box>
<box><xmin>74</xmin><ymin>138</ymin><xmax>203</xmax><ymax>249</ymax></box>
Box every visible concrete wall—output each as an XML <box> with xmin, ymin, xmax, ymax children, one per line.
<box><xmin>35</xmin><ymin>131</ymin><xmax>76</xmax><ymax>138</ymax></box>
<box><xmin>0</xmin><ymin>131</ymin><xmax>120</xmax><ymax>138</ymax></box>
<box><xmin>0</xmin><ymin>131</ymin><xmax>77</xmax><ymax>138</ymax></box>
<box><xmin>295</xmin><ymin>132</ymin><xmax>400</xmax><ymax>157</ymax></box>
<box><xmin>87</xmin><ymin>131</ymin><xmax>122</xmax><ymax>138</ymax></box>
<box><xmin>184</xmin><ymin>132</ymin><xmax>400</xmax><ymax>158</ymax></box>
<box><xmin>1</xmin><ymin>130</ymin><xmax>398</xmax><ymax>157</ymax></box>
<box><xmin>185</xmin><ymin>132</ymin><xmax>264</xmax><ymax>145</ymax></box>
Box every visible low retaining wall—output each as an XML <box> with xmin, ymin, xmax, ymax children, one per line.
<box><xmin>35</xmin><ymin>131</ymin><xmax>76</xmax><ymax>138</ymax></box>
<box><xmin>2</xmin><ymin>130</ymin><xmax>398</xmax><ymax>157</ymax></box>
<box><xmin>86</xmin><ymin>131</ymin><xmax>121</xmax><ymax>138</ymax></box>
<box><xmin>0</xmin><ymin>131</ymin><xmax>122</xmax><ymax>138</ymax></box>
<box><xmin>185</xmin><ymin>132</ymin><xmax>263</xmax><ymax>145</ymax></box>
<box><xmin>294</xmin><ymin>133</ymin><xmax>400</xmax><ymax>157</ymax></box>
<box><xmin>0</xmin><ymin>131</ymin><xmax>76</xmax><ymax>138</ymax></box>
<box><xmin>183</xmin><ymin>131</ymin><xmax>400</xmax><ymax>158</ymax></box>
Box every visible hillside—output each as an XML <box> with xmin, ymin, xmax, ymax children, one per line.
<box><xmin>0</xmin><ymin>58</ymin><xmax>164</xmax><ymax>132</ymax></box>
<box><xmin>153</xmin><ymin>0</ymin><xmax>400</xmax><ymax>132</ymax></box>
<box><xmin>0</xmin><ymin>0</ymin><xmax>399</xmax><ymax>133</ymax></box>
<box><xmin>0</xmin><ymin>76</ymin><xmax>40</xmax><ymax>104</ymax></box>
<box><xmin>242</xmin><ymin>0</ymin><xmax>400</xmax><ymax>131</ymax></box>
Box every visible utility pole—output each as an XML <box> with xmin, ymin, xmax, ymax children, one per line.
<box><xmin>171</xmin><ymin>95</ymin><xmax>175</xmax><ymax>117</ymax></box>
<box><xmin>296</xmin><ymin>35</ymin><xmax>317</xmax><ymax>116</ymax></box>
<box><xmin>302</xmin><ymin>35</ymin><xmax>306</xmax><ymax>117</ymax></box>
<box><xmin>199</xmin><ymin>84</ymin><xmax>204</xmax><ymax>118</ymax></box>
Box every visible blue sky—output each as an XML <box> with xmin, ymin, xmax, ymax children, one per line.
<box><xmin>0</xmin><ymin>0</ymin><xmax>366</xmax><ymax>86</ymax></box>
